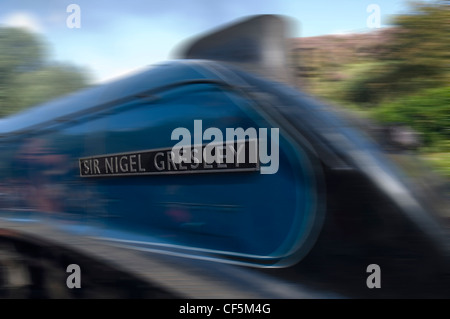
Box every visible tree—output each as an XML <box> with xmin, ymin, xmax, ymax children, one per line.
<box><xmin>373</xmin><ymin>86</ymin><xmax>450</xmax><ymax>149</ymax></box>
<box><xmin>385</xmin><ymin>1</ymin><xmax>450</xmax><ymax>72</ymax></box>
<box><xmin>344</xmin><ymin>0</ymin><xmax>449</xmax><ymax>105</ymax></box>
<box><xmin>0</xmin><ymin>27</ymin><xmax>89</xmax><ymax>117</ymax></box>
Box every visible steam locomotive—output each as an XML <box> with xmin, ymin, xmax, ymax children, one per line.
<box><xmin>0</xmin><ymin>15</ymin><xmax>449</xmax><ymax>297</ymax></box>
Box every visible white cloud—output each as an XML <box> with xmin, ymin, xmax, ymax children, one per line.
<box><xmin>1</xmin><ymin>12</ymin><xmax>44</xmax><ymax>33</ymax></box>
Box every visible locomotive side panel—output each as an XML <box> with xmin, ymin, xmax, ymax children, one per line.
<box><xmin>0</xmin><ymin>81</ymin><xmax>323</xmax><ymax>266</ymax></box>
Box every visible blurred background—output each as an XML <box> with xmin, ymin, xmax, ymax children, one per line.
<box><xmin>0</xmin><ymin>0</ymin><xmax>448</xmax><ymax>180</ymax></box>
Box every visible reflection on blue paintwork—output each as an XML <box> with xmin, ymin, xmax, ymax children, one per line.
<box><xmin>0</xmin><ymin>60</ymin><xmax>324</xmax><ymax>267</ymax></box>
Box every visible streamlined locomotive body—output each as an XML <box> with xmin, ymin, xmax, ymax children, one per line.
<box><xmin>0</xmin><ymin>59</ymin><xmax>326</xmax><ymax>267</ymax></box>
<box><xmin>0</xmin><ymin>15</ymin><xmax>448</xmax><ymax>292</ymax></box>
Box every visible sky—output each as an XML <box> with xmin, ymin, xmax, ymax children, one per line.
<box><xmin>0</xmin><ymin>0</ymin><xmax>422</xmax><ymax>83</ymax></box>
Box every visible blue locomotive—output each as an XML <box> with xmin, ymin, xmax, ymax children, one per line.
<box><xmin>0</xmin><ymin>15</ymin><xmax>448</xmax><ymax>275</ymax></box>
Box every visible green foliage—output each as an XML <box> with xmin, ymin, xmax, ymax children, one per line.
<box><xmin>341</xmin><ymin>61</ymin><xmax>446</xmax><ymax>105</ymax></box>
<box><xmin>0</xmin><ymin>27</ymin><xmax>44</xmax><ymax>76</ymax></box>
<box><xmin>366</xmin><ymin>1</ymin><xmax>449</xmax><ymax>104</ymax></box>
<box><xmin>304</xmin><ymin>1</ymin><xmax>450</xmax><ymax>106</ymax></box>
<box><xmin>422</xmin><ymin>152</ymin><xmax>450</xmax><ymax>179</ymax></box>
<box><xmin>373</xmin><ymin>86</ymin><xmax>450</xmax><ymax>150</ymax></box>
<box><xmin>0</xmin><ymin>27</ymin><xmax>90</xmax><ymax>117</ymax></box>
<box><xmin>9</xmin><ymin>64</ymin><xmax>89</xmax><ymax>114</ymax></box>
<box><xmin>340</xmin><ymin>62</ymin><xmax>391</xmax><ymax>105</ymax></box>
<box><xmin>384</xmin><ymin>1</ymin><xmax>450</xmax><ymax>69</ymax></box>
